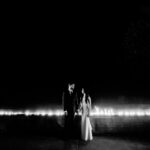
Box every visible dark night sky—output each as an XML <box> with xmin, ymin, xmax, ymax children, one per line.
<box><xmin>1</xmin><ymin>2</ymin><xmax>150</xmax><ymax>108</ymax></box>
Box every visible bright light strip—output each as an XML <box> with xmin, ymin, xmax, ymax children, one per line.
<box><xmin>90</xmin><ymin>106</ymin><xmax>150</xmax><ymax>117</ymax></box>
<box><xmin>0</xmin><ymin>110</ymin><xmax>64</xmax><ymax>117</ymax></box>
<box><xmin>24</xmin><ymin>110</ymin><xmax>65</xmax><ymax>116</ymax></box>
<box><xmin>0</xmin><ymin>106</ymin><xmax>150</xmax><ymax>117</ymax></box>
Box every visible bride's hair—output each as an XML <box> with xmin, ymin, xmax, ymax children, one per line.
<box><xmin>86</xmin><ymin>94</ymin><xmax>91</xmax><ymax>104</ymax></box>
<box><xmin>80</xmin><ymin>88</ymin><xmax>90</xmax><ymax>104</ymax></box>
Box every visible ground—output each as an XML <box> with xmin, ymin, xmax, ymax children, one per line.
<box><xmin>0</xmin><ymin>136</ymin><xmax>149</xmax><ymax>150</ymax></box>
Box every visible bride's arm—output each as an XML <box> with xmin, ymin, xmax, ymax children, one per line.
<box><xmin>87</xmin><ymin>96</ymin><xmax>92</xmax><ymax>116</ymax></box>
<box><xmin>89</xmin><ymin>96</ymin><xmax>92</xmax><ymax>111</ymax></box>
<box><xmin>77</xmin><ymin>98</ymin><xmax>82</xmax><ymax>114</ymax></box>
<box><xmin>78</xmin><ymin>100</ymin><xmax>82</xmax><ymax>111</ymax></box>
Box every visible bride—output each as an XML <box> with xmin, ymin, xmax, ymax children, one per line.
<box><xmin>79</xmin><ymin>88</ymin><xmax>93</xmax><ymax>141</ymax></box>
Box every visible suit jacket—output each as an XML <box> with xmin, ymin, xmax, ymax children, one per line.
<box><xmin>62</xmin><ymin>90</ymin><xmax>78</xmax><ymax>114</ymax></box>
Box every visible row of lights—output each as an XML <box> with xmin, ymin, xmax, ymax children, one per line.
<box><xmin>0</xmin><ymin>106</ymin><xmax>150</xmax><ymax>117</ymax></box>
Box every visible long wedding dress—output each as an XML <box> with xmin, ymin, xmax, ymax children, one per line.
<box><xmin>81</xmin><ymin>94</ymin><xmax>93</xmax><ymax>141</ymax></box>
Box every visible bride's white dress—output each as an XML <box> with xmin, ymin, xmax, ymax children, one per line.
<box><xmin>81</xmin><ymin>96</ymin><xmax>93</xmax><ymax>141</ymax></box>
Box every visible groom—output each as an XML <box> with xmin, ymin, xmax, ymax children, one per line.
<box><xmin>62</xmin><ymin>83</ymin><xmax>79</xmax><ymax>137</ymax></box>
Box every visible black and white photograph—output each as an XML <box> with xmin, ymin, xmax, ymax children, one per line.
<box><xmin>0</xmin><ymin>2</ymin><xmax>150</xmax><ymax>150</ymax></box>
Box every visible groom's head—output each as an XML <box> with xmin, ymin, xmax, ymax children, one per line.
<box><xmin>68</xmin><ymin>83</ymin><xmax>75</xmax><ymax>93</ymax></box>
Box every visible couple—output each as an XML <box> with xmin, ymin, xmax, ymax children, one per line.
<box><xmin>62</xmin><ymin>83</ymin><xmax>93</xmax><ymax>141</ymax></box>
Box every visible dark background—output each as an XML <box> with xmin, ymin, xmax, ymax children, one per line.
<box><xmin>1</xmin><ymin>2</ymin><xmax>150</xmax><ymax>109</ymax></box>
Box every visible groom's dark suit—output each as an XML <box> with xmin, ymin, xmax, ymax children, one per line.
<box><xmin>62</xmin><ymin>89</ymin><xmax>78</xmax><ymax>136</ymax></box>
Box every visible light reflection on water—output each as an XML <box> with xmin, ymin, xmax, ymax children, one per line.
<box><xmin>1</xmin><ymin>105</ymin><xmax>150</xmax><ymax>117</ymax></box>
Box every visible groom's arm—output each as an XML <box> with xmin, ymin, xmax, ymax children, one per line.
<box><xmin>62</xmin><ymin>92</ymin><xmax>65</xmax><ymax>111</ymax></box>
<box><xmin>75</xmin><ymin>93</ymin><xmax>79</xmax><ymax>112</ymax></box>
<box><xmin>62</xmin><ymin>92</ymin><xmax>68</xmax><ymax>115</ymax></box>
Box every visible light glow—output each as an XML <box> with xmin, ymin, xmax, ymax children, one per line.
<box><xmin>0</xmin><ymin>106</ymin><xmax>150</xmax><ymax>117</ymax></box>
<box><xmin>91</xmin><ymin>106</ymin><xmax>150</xmax><ymax>117</ymax></box>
